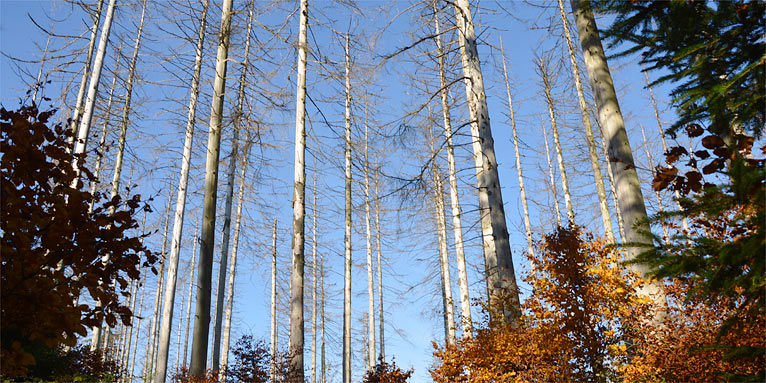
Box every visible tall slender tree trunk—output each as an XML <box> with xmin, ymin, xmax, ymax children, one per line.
<box><xmin>373</xmin><ymin>175</ymin><xmax>385</xmax><ymax>358</ymax></box>
<box><xmin>183</xmin><ymin>221</ymin><xmax>199</xmax><ymax>369</ymax></box>
<box><xmin>643</xmin><ymin>71</ymin><xmax>690</xmax><ymax>234</ymax></box>
<box><xmin>570</xmin><ymin>0</ymin><xmax>667</xmax><ymax>315</ymax></box>
<box><xmin>91</xmin><ymin>0</ymin><xmax>148</xmax><ymax>348</ymax></box>
<box><xmin>556</xmin><ymin>0</ymin><xmax>613</xmax><ymax>240</ymax></box>
<box><xmin>128</xmin><ymin>275</ymin><xmax>146</xmax><ymax>383</ymax></box>
<box><xmin>432</xmin><ymin>156</ymin><xmax>456</xmax><ymax>344</ymax></box>
<box><xmin>146</xmin><ymin>180</ymin><xmax>174</xmax><ymax>380</ymax></box>
<box><xmin>270</xmin><ymin>219</ymin><xmax>278</xmax><ymax>383</ymax></box>
<box><xmin>154</xmin><ymin>1</ymin><xmax>209</xmax><ymax>381</ymax></box>
<box><xmin>596</xmin><ymin>119</ymin><xmax>626</xmax><ymax>239</ymax></box>
<box><xmin>342</xmin><ymin>32</ymin><xmax>353</xmax><ymax>383</ymax></box>
<box><xmin>432</xmin><ymin>2</ymin><xmax>472</xmax><ymax>337</ymax></box>
<box><xmin>311</xmin><ymin>170</ymin><xmax>318</xmax><ymax>383</ymax></box>
<box><xmin>31</xmin><ymin>33</ymin><xmax>52</xmax><ymax>105</ymax></box>
<box><xmin>69</xmin><ymin>0</ymin><xmax>104</xmax><ymax>144</ymax></box>
<box><xmin>499</xmin><ymin>40</ymin><xmax>534</xmax><ymax>259</ymax></box>
<box><xmin>87</xmin><ymin>59</ymin><xmax>119</xmax><ymax>213</ymax></box>
<box><xmin>539</xmin><ymin>57</ymin><xmax>575</xmax><ymax>226</ymax></box>
<box><xmin>72</xmin><ymin>0</ymin><xmax>115</xmax><ymax>167</ymax></box>
<box><xmin>220</xmin><ymin>136</ymin><xmax>252</xmax><ymax>381</ymax></box>
<box><xmin>288</xmin><ymin>0</ymin><xmax>308</xmax><ymax>380</ymax></box>
<box><xmin>320</xmin><ymin>259</ymin><xmax>326</xmax><ymax>383</ymax></box>
<box><xmin>363</xmin><ymin>117</ymin><xmax>376</xmax><ymax>369</ymax></box>
<box><xmin>175</xmin><ymin>277</ymin><xmax>185</xmax><ymax>375</ymax></box>
<box><xmin>213</xmin><ymin>0</ymin><xmax>253</xmax><ymax>371</ymax></box>
<box><xmin>453</xmin><ymin>0</ymin><xmax>520</xmax><ymax>323</ymax></box>
<box><xmin>543</xmin><ymin>122</ymin><xmax>563</xmax><ymax>226</ymax></box>
<box><xmin>189</xmin><ymin>0</ymin><xmax>234</xmax><ymax>375</ymax></box>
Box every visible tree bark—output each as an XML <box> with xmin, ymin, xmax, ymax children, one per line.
<box><xmin>570</xmin><ymin>0</ymin><xmax>667</xmax><ymax>314</ymax></box>
<box><xmin>154</xmin><ymin>1</ymin><xmax>209</xmax><ymax>380</ymax></box>
<box><xmin>320</xmin><ymin>259</ymin><xmax>326</xmax><ymax>383</ymax></box>
<box><xmin>270</xmin><ymin>219</ymin><xmax>278</xmax><ymax>383</ymax></box>
<box><xmin>183</xmin><ymin>221</ymin><xmax>198</xmax><ymax>369</ymax></box>
<box><xmin>499</xmin><ymin>39</ymin><xmax>534</xmax><ymax>260</ymax></box>
<box><xmin>311</xmin><ymin>170</ymin><xmax>318</xmax><ymax>383</ymax></box>
<box><xmin>220</xmin><ymin>136</ymin><xmax>251</xmax><ymax>380</ymax></box>
<box><xmin>595</xmin><ymin>118</ymin><xmax>626</xmax><ymax>239</ymax></box>
<box><xmin>87</xmin><ymin>60</ymin><xmax>119</xmax><ymax>213</ymax></box>
<box><xmin>453</xmin><ymin>0</ymin><xmax>520</xmax><ymax>323</ymax></box>
<box><xmin>288</xmin><ymin>0</ymin><xmax>308</xmax><ymax>380</ymax></box>
<box><xmin>128</xmin><ymin>273</ymin><xmax>146</xmax><ymax>383</ymax></box>
<box><xmin>543</xmin><ymin>122</ymin><xmax>563</xmax><ymax>227</ymax></box>
<box><xmin>433</xmin><ymin>2</ymin><xmax>472</xmax><ymax>337</ymax></box>
<box><xmin>69</xmin><ymin>0</ymin><xmax>104</xmax><ymax>145</ymax></box>
<box><xmin>363</xmin><ymin>117</ymin><xmax>376</xmax><ymax>369</ymax></box>
<box><xmin>556</xmin><ymin>0</ymin><xmax>613</xmax><ymax>240</ymax></box>
<box><xmin>539</xmin><ymin>57</ymin><xmax>575</xmax><ymax>227</ymax></box>
<box><xmin>432</xmin><ymin>156</ymin><xmax>456</xmax><ymax>344</ymax></box>
<box><xmin>189</xmin><ymin>0</ymin><xmax>234</xmax><ymax>375</ymax></box>
<box><xmin>72</xmin><ymin>0</ymin><xmax>115</xmax><ymax>169</ymax></box>
<box><xmin>342</xmin><ymin>32</ymin><xmax>353</xmax><ymax>383</ymax></box>
<box><xmin>373</xmin><ymin>175</ymin><xmax>385</xmax><ymax>359</ymax></box>
<box><xmin>147</xmin><ymin>179</ymin><xmax>174</xmax><ymax>379</ymax></box>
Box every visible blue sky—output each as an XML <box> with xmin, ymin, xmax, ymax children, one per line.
<box><xmin>1</xmin><ymin>1</ymin><xmax>680</xmax><ymax>382</ymax></box>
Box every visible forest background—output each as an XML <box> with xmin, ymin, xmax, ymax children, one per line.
<box><xmin>1</xmin><ymin>0</ymin><xmax>691</xmax><ymax>381</ymax></box>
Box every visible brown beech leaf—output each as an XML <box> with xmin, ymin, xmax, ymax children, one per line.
<box><xmin>701</xmin><ymin>135</ymin><xmax>725</xmax><ymax>149</ymax></box>
<box><xmin>685</xmin><ymin>123</ymin><xmax>704</xmax><ymax>137</ymax></box>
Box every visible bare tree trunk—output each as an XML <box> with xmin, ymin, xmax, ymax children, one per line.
<box><xmin>453</xmin><ymin>0</ymin><xmax>520</xmax><ymax>323</ymax></box>
<box><xmin>543</xmin><ymin>122</ymin><xmax>562</xmax><ymax>226</ymax></box>
<box><xmin>500</xmin><ymin>40</ymin><xmax>534</xmax><ymax>259</ymax></box>
<box><xmin>220</xmin><ymin>136</ymin><xmax>252</xmax><ymax>381</ymax></box>
<box><xmin>72</xmin><ymin>0</ymin><xmax>115</xmax><ymax>167</ymax></box>
<box><xmin>270</xmin><ymin>219</ymin><xmax>278</xmax><ymax>383</ymax></box>
<box><xmin>146</xmin><ymin>180</ymin><xmax>174</xmax><ymax>380</ymax></box>
<box><xmin>363</xmin><ymin>117</ymin><xmax>376</xmax><ymax>369</ymax></box>
<box><xmin>320</xmin><ymin>259</ymin><xmax>326</xmax><ymax>383</ymax></box>
<box><xmin>595</xmin><ymin>119</ymin><xmax>626</xmax><ymax>239</ymax></box>
<box><xmin>432</xmin><ymin>158</ymin><xmax>456</xmax><ymax>344</ymax></box>
<box><xmin>154</xmin><ymin>1</ymin><xmax>209</xmax><ymax>380</ymax></box>
<box><xmin>213</xmin><ymin>0</ymin><xmax>253</xmax><ymax>371</ymax></box>
<box><xmin>570</xmin><ymin>0</ymin><xmax>667</xmax><ymax>315</ymax></box>
<box><xmin>643</xmin><ymin>71</ymin><xmax>690</xmax><ymax>234</ymax></box>
<box><xmin>289</xmin><ymin>0</ymin><xmax>309</xmax><ymax>380</ymax></box>
<box><xmin>538</xmin><ymin>57</ymin><xmax>575</xmax><ymax>226</ymax></box>
<box><xmin>87</xmin><ymin>59</ymin><xmax>119</xmax><ymax>213</ymax></box>
<box><xmin>311</xmin><ymin>170</ymin><xmax>318</xmax><ymax>382</ymax></box>
<box><xmin>175</xmin><ymin>277</ymin><xmax>185</xmax><ymax>376</ymax></box>
<box><xmin>556</xmin><ymin>0</ymin><xmax>613</xmax><ymax>240</ymax></box>
<box><xmin>342</xmin><ymin>32</ymin><xmax>353</xmax><ymax>383</ymax></box>
<box><xmin>69</xmin><ymin>0</ymin><xmax>104</xmax><ymax>143</ymax></box>
<box><xmin>91</xmin><ymin>0</ymin><xmax>148</xmax><ymax>348</ymax></box>
<box><xmin>183</xmin><ymin>221</ymin><xmax>198</xmax><ymax>369</ymax></box>
<box><xmin>432</xmin><ymin>2</ymin><xmax>472</xmax><ymax>337</ymax></box>
<box><xmin>129</xmin><ymin>275</ymin><xmax>146</xmax><ymax>383</ymax></box>
<box><xmin>373</xmin><ymin>175</ymin><xmax>385</xmax><ymax>359</ymax></box>
<box><xmin>189</xmin><ymin>0</ymin><xmax>234</xmax><ymax>375</ymax></box>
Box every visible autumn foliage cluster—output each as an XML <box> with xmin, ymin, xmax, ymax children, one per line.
<box><xmin>362</xmin><ymin>358</ymin><xmax>414</xmax><ymax>383</ymax></box>
<box><xmin>0</xmin><ymin>104</ymin><xmax>155</xmax><ymax>378</ymax></box>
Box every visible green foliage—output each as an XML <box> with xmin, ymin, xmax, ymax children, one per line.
<box><xmin>0</xmin><ymin>103</ymin><xmax>155</xmax><ymax>377</ymax></box>
<box><xmin>592</xmin><ymin>0</ymin><xmax>765</xmax><ymax>137</ymax></box>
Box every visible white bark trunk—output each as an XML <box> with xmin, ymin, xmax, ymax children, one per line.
<box><xmin>570</xmin><ymin>0</ymin><xmax>667</xmax><ymax>314</ymax></box>
<box><xmin>189</xmin><ymin>0</ymin><xmax>233</xmax><ymax>375</ymax></box>
<box><xmin>539</xmin><ymin>57</ymin><xmax>575</xmax><ymax>226</ymax></box>
<box><xmin>433</xmin><ymin>3</ymin><xmax>472</xmax><ymax>337</ymax></box>
<box><xmin>373</xmin><ymin>176</ymin><xmax>385</xmax><ymax>359</ymax></box>
<box><xmin>128</xmin><ymin>273</ymin><xmax>146</xmax><ymax>383</ymax></box>
<box><xmin>69</xmin><ymin>0</ymin><xmax>104</xmax><ymax>144</ymax></box>
<box><xmin>183</xmin><ymin>221</ymin><xmax>198</xmax><ymax>369</ymax></box>
<box><xmin>147</xmin><ymin>179</ymin><xmax>174</xmax><ymax>379</ymax></box>
<box><xmin>320</xmin><ymin>259</ymin><xmax>326</xmax><ymax>383</ymax></box>
<box><xmin>154</xmin><ymin>1</ymin><xmax>209</xmax><ymax>380</ymax></box>
<box><xmin>342</xmin><ymin>32</ymin><xmax>353</xmax><ymax>383</ymax></box>
<box><xmin>543</xmin><ymin>122</ymin><xmax>563</xmax><ymax>227</ymax></box>
<box><xmin>289</xmin><ymin>0</ymin><xmax>308</xmax><ymax>380</ymax></box>
<box><xmin>499</xmin><ymin>39</ymin><xmax>534</xmax><ymax>260</ymax></box>
<box><xmin>453</xmin><ymin>0</ymin><xmax>520</xmax><ymax>322</ymax></box>
<box><xmin>87</xmin><ymin>62</ymin><xmax>118</xmax><ymax>213</ymax></box>
<box><xmin>595</xmin><ymin>118</ymin><xmax>626</xmax><ymax>239</ymax></box>
<box><xmin>220</xmin><ymin>138</ymin><xmax>251</xmax><ymax>381</ymax></box>
<box><xmin>432</xmin><ymin>159</ymin><xmax>456</xmax><ymax>344</ymax></box>
<box><xmin>270</xmin><ymin>219</ymin><xmax>278</xmax><ymax>383</ymax></box>
<box><xmin>311</xmin><ymin>171</ymin><xmax>318</xmax><ymax>382</ymax></box>
<box><xmin>72</xmin><ymin>0</ymin><xmax>116</xmax><ymax>170</ymax></box>
<box><xmin>556</xmin><ymin>0</ymin><xmax>613</xmax><ymax>240</ymax></box>
<box><xmin>363</xmin><ymin>119</ymin><xmax>376</xmax><ymax>369</ymax></box>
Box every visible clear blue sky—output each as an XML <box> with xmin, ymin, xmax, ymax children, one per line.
<box><xmin>1</xmin><ymin>1</ymin><xmax>679</xmax><ymax>382</ymax></box>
